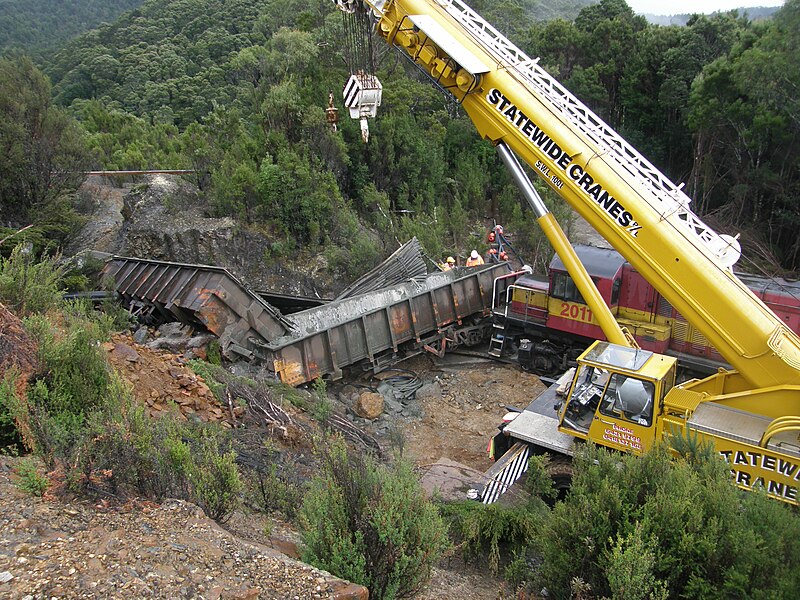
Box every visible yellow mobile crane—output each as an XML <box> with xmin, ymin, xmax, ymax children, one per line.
<box><xmin>331</xmin><ymin>0</ymin><xmax>800</xmax><ymax>504</ymax></box>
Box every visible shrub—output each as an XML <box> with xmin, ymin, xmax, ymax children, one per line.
<box><xmin>0</xmin><ymin>244</ymin><xmax>65</xmax><ymax>316</ymax></box>
<box><xmin>605</xmin><ymin>522</ymin><xmax>669</xmax><ymax>600</ymax></box>
<box><xmin>187</xmin><ymin>428</ymin><xmax>242</xmax><ymax>522</ymax></box>
<box><xmin>299</xmin><ymin>438</ymin><xmax>451</xmax><ymax>600</ymax></box>
<box><xmin>537</xmin><ymin>443</ymin><xmax>800</xmax><ymax>599</ymax></box>
<box><xmin>248</xmin><ymin>460</ymin><xmax>304</xmax><ymax>521</ymax></box>
<box><xmin>14</xmin><ymin>457</ymin><xmax>49</xmax><ymax>496</ymax></box>
<box><xmin>0</xmin><ymin>375</ymin><xmax>23</xmax><ymax>450</ymax></box>
<box><xmin>439</xmin><ymin>500</ymin><xmax>543</xmax><ymax>575</ymax></box>
<box><xmin>206</xmin><ymin>339</ymin><xmax>222</xmax><ymax>365</ymax></box>
<box><xmin>14</xmin><ymin>311</ymin><xmax>114</xmax><ymax>464</ymax></box>
<box><xmin>82</xmin><ymin>398</ymin><xmax>242</xmax><ymax>521</ymax></box>
<box><xmin>311</xmin><ymin>378</ymin><xmax>332</xmax><ymax>428</ymax></box>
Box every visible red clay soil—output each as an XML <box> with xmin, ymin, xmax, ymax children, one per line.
<box><xmin>103</xmin><ymin>333</ymin><xmax>237</xmax><ymax>425</ymax></box>
<box><xmin>0</xmin><ymin>302</ymin><xmax>38</xmax><ymax>399</ymax></box>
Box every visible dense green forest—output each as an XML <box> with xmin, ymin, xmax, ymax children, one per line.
<box><xmin>0</xmin><ymin>0</ymin><xmax>143</xmax><ymax>58</ymax></box>
<box><xmin>0</xmin><ymin>0</ymin><xmax>798</xmax><ymax>275</ymax></box>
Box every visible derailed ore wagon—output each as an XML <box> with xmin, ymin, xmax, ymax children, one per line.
<box><xmin>102</xmin><ymin>256</ymin><xmax>513</xmax><ymax>386</ymax></box>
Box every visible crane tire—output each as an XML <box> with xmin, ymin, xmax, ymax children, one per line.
<box><xmin>546</xmin><ymin>454</ymin><xmax>573</xmax><ymax>500</ymax></box>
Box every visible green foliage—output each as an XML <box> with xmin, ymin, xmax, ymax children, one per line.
<box><xmin>82</xmin><ymin>397</ymin><xmax>242</xmax><ymax>521</ymax></box>
<box><xmin>0</xmin><ymin>57</ymin><xmax>89</xmax><ymax>228</ymax></box>
<box><xmin>310</xmin><ymin>378</ymin><xmax>332</xmax><ymax>429</ymax></box>
<box><xmin>48</xmin><ymin>0</ymin><xmax>277</xmax><ymax>126</ymax></box>
<box><xmin>277</xmin><ymin>381</ymin><xmax>310</xmax><ymax>410</ymax></box>
<box><xmin>206</xmin><ymin>340</ymin><xmax>222</xmax><ymax>366</ymax></box>
<box><xmin>300</xmin><ymin>438</ymin><xmax>450</xmax><ymax>600</ymax></box>
<box><xmin>537</xmin><ymin>443</ymin><xmax>800</xmax><ymax>599</ymax></box>
<box><xmin>439</xmin><ymin>500</ymin><xmax>544</xmax><ymax>575</ymax></box>
<box><xmin>525</xmin><ymin>453</ymin><xmax>558</xmax><ymax>502</ymax></box>
<box><xmin>14</xmin><ymin>457</ymin><xmax>49</xmax><ymax>497</ymax></box>
<box><xmin>503</xmin><ymin>551</ymin><xmax>531</xmax><ymax>594</ymax></box>
<box><xmin>20</xmin><ymin>309</ymin><xmax>114</xmax><ymax>462</ymax></box>
<box><xmin>98</xmin><ymin>296</ymin><xmax>136</xmax><ymax>333</ymax></box>
<box><xmin>0</xmin><ymin>245</ymin><xmax>65</xmax><ymax>317</ymax></box>
<box><xmin>71</xmin><ymin>100</ymin><xmax>185</xmax><ymax>171</ymax></box>
<box><xmin>667</xmin><ymin>424</ymin><xmax>715</xmax><ymax>464</ymax></box>
<box><xmin>0</xmin><ymin>0</ymin><xmax>142</xmax><ymax>58</ymax></box>
<box><xmin>324</xmin><ymin>227</ymin><xmax>382</xmax><ymax>281</ymax></box>
<box><xmin>11</xmin><ymin>0</ymin><xmax>791</xmax><ymax>272</ymax></box>
<box><xmin>185</xmin><ymin>428</ymin><xmax>242</xmax><ymax>522</ymax></box>
<box><xmin>248</xmin><ymin>460</ymin><xmax>305</xmax><ymax>521</ymax></box>
<box><xmin>688</xmin><ymin>0</ymin><xmax>800</xmax><ymax>269</ymax></box>
<box><xmin>0</xmin><ymin>375</ymin><xmax>22</xmax><ymax>450</ymax></box>
<box><xmin>605</xmin><ymin>522</ymin><xmax>669</xmax><ymax>600</ymax></box>
<box><xmin>187</xmin><ymin>359</ymin><xmax>226</xmax><ymax>401</ymax></box>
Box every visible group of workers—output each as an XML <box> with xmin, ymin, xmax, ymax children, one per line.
<box><xmin>441</xmin><ymin>225</ymin><xmax>515</xmax><ymax>271</ymax></box>
<box><xmin>441</xmin><ymin>249</ymin><xmax>486</xmax><ymax>270</ymax></box>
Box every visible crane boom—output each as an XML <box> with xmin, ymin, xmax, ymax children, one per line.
<box><xmin>341</xmin><ymin>0</ymin><xmax>800</xmax><ymax>390</ymax></box>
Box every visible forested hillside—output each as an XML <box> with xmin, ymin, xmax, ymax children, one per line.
<box><xmin>0</xmin><ymin>0</ymin><xmax>143</xmax><ymax>57</ymax></box>
<box><xmin>1</xmin><ymin>0</ymin><xmax>799</xmax><ymax>276</ymax></box>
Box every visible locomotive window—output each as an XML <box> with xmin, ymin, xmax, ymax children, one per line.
<box><xmin>565</xmin><ymin>279</ymin><xmax>585</xmax><ymax>303</ymax></box>
<box><xmin>611</xmin><ymin>278</ymin><xmax>621</xmax><ymax>305</ymax></box>
<box><xmin>551</xmin><ymin>272</ymin><xmax>566</xmax><ymax>299</ymax></box>
<box><xmin>551</xmin><ymin>273</ymin><xmax>587</xmax><ymax>304</ymax></box>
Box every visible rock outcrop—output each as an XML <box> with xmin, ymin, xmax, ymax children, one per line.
<box><xmin>69</xmin><ymin>174</ymin><xmax>337</xmax><ymax>298</ymax></box>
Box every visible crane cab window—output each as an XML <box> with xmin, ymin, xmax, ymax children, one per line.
<box><xmin>599</xmin><ymin>374</ymin><xmax>655</xmax><ymax>427</ymax></box>
<box><xmin>562</xmin><ymin>365</ymin><xmax>610</xmax><ymax>433</ymax></box>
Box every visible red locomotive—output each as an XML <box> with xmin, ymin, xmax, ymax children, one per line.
<box><xmin>495</xmin><ymin>245</ymin><xmax>800</xmax><ymax>376</ymax></box>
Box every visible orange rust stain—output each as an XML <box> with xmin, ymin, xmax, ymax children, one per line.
<box><xmin>275</xmin><ymin>359</ymin><xmax>305</xmax><ymax>387</ymax></box>
<box><xmin>390</xmin><ymin>307</ymin><xmax>412</xmax><ymax>337</ymax></box>
<box><xmin>197</xmin><ymin>296</ymin><xmax>230</xmax><ymax>335</ymax></box>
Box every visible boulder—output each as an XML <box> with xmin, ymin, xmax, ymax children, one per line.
<box><xmin>416</xmin><ymin>381</ymin><xmax>442</xmax><ymax>402</ymax></box>
<box><xmin>110</xmin><ymin>342</ymin><xmax>140</xmax><ymax>363</ymax></box>
<box><xmin>132</xmin><ymin>326</ymin><xmax>150</xmax><ymax>344</ymax></box>
<box><xmin>354</xmin><ymin>392</ymin><xmax>384</xmax><ymax>420</ymax></box>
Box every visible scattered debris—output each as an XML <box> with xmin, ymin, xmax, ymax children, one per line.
<box><xmin>103</xmin><ymin>333</ymin><xmax>235</xmax><ymax>425</ymax></box>
<box><xmin>327</xmin><ymin>413</ymin><xmax>382</xmax><ymax>456</ymax></box>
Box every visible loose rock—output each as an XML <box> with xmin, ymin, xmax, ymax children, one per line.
<box><xmin>354</xmin><ymin>392</ymin><xmax>384</xmax><ymax>420</ymax></box>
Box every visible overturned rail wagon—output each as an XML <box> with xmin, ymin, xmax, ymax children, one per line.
<box><xmin>103</xmin><ymin>257</ymin><xmax>513</xmax><ymax>386</ymax></box>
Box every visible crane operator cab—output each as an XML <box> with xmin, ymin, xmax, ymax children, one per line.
<box><xmin>556</xmin><ymin>341</ymin><xmax>677</xmax><ymax>454</ymax></box>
